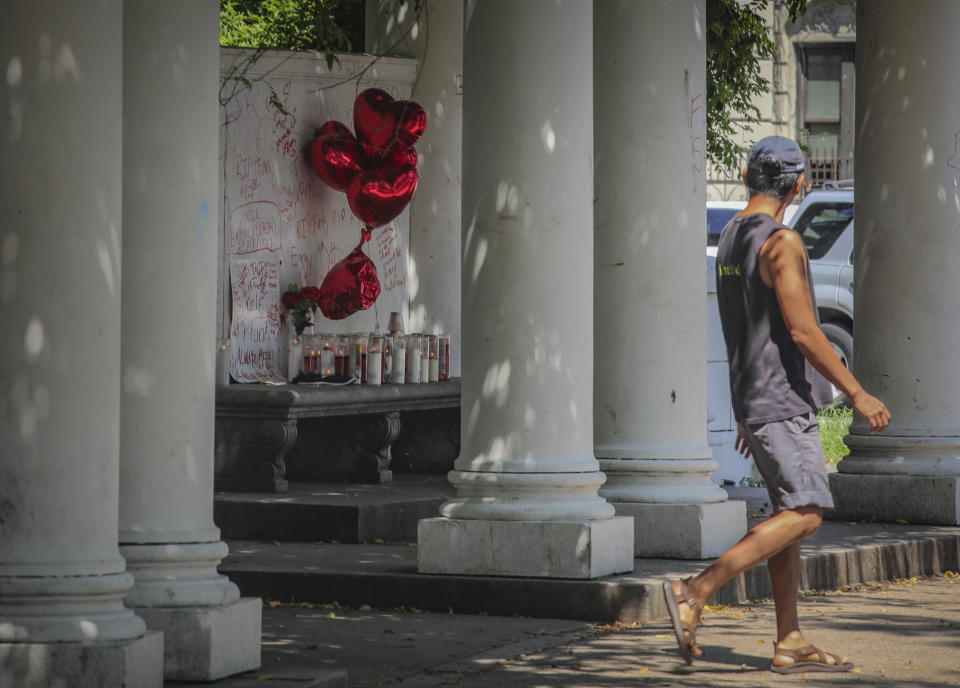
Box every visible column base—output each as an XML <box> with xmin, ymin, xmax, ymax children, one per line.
<box><xmin>613</xmin><ymin>500</ymin><xmax>747</xmax><ymax>559</ymax></box>
<box><xmin>134</xmin><ymin>597</ymin><xmax>261</xmax><ymax>681</ymax></box>
<box><xmin>417</xmin><ymin>516</ymin><xmax>634</xmax><ymax>579</ymax></box>
<box><xmin>0</xmin><ymin>631</ymin><xmax>162</xmax><ymax>688</ymax></box>
<box><xmin>828</xmin><ymin>474</ymin><xmax>960</xmax><ymax>525</ymax></box>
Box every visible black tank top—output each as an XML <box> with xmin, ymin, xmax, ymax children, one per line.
<box><xmin>716</xmin><ymin>212</ymin><xmax>831</xmax><ymax>425</ymax></box>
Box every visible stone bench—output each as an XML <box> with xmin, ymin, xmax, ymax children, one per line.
<box><xmin>215</xmin><ymin>379</ymin><xmax>461</xmax><ymax>492</ymax></box>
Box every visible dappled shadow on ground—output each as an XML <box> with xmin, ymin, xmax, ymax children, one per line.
<box><xmin>446</xmin><ymin>576</ymin><xmax>960</xmax><ymax>687</ymax></box>
<box><xmin>242</xmin><ymin>575</ymin><xmax>960</xmax><ymax>687</ymax></box>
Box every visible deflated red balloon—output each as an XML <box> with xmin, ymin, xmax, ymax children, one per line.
<box><xmin>318</xmin><ymin>243</ymin><xmax>381</xmax><ymax>320</ymax></box>
<box><xmin>354</xmin><ymin>88</ymin><xmax>427</xmax><ymax>156</ymax></box>
<box><xmin>310</xmin><ymin>135</ymin><xmax>366</xmax><ymax>191</ymax></box>
<box><xmin>347</xmin><ymin>164</ymin><xmax>419</xmax><ymax>229</ymax></box>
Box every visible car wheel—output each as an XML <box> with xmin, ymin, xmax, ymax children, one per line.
<box><xmin>821</xmin><ymin>322</ymin><xmax>853</xmax><ymax>407</ymax></box>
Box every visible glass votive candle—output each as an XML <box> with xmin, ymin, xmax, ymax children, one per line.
<box><xmin>391</xmin><ymin>334</ymin><xmax>406</xmax><ymax>384</ymax></box>
<box><xmin>438</xmin><ymin>334</ymin><xmax>450</xmax><ymax>380</ymax></box>
<box><xmin>320</xmin><ymin>334</ymin><xmax>335</xmax><ymax>376</ymax></box>
<box><xmin>335</xmin><ymin>335</ymin><xmax>349</xmax><ymax>376</ymax></box>
<box><xmin>383</xmin><ymin>335</ymin><xmax>393</xmax><ymax>383</ymax></box>
<box><xmin>351</xmin><ymin>334</ymin><xmax>365</xmax><ymax>381</ymax></box>
<box><xmin>367</xmin><ymin>334</ymin><xmax>383</xmax><ymax>385</ymax></box>
<box><xmin>216</xmin><ymin>339</ymin><xmax>230</xmax><ymax>386</ymax></box>
<box><xmin>287</xmin><ymin>336</ymin><xmax>301</xmax><ymax>382</ymax></box>
<box><xmin>428</xmin><ymin>335</ymin><xmax>440</xmax><ymax>382</ymax></box>
<box><xmin>419</xmin><ymin>334</ymin><xmax>430</xmax><ymax>384</ymax></box>
<box><xmin>303</xmin><ymin>334</ymin><xmax>317</xmax><ymax>375</ymax></box>
<box><xmin>405</xmin><ymin>334</ymin><xmax>422</xmax><ymax>383</ymax></box>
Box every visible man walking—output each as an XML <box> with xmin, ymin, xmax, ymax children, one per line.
<box><xmin>663</xmin><ymin>136</ymin><xmax>890</xmax><ymax>673</ymax></box>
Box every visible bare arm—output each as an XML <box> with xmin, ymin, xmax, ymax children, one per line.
<box><xmin>759</xmin><ymin>229</ymin><xmax>890</xmax><ymax>433</ymax></box>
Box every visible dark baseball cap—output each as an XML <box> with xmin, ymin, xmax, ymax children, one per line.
<box><xmin>747</xmin><ymin>136</ymin><xmax>805</xmax><ymax>175</ymax></box>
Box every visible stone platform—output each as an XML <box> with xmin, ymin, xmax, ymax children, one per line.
<box><xmin>215</xmin><ymin>475</ymin><xmax>453</xmax><ymax>543</ymax></box>
<box><xmin>221</xmin><ymin>519</ymin><xmax>960</xmax><ymax>624</ymax></box>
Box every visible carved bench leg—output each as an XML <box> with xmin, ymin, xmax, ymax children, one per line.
<box><xmin>215</xmin><ymin>418</ymin><xmax>297</xmax><ymax>493</ymax></box>
<box><xmin>351</xmin><ymin>411</ymin><xmax>401</xmax><ymax>483</ymax></box>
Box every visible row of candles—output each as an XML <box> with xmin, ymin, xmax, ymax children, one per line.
<box><xmin>290</xmin><ymin>332</ymin><xmax>451</xmax><ymax>384</ymax></box>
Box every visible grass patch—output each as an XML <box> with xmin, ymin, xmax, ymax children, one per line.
<box><xmin>818</xmin><ymin>404</ymin><xmax>853</xmax><ymax>464</ymax></box>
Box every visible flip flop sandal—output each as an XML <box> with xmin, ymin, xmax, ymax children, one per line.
<box><xmin>662</xmin><ymin>579</ymin><xmax>700</xmax><ymax>664</ymax></box>
<box><xmin>770</xmin><ymin>644</ymin><xmax>855</xmax><ymax>674</ymax></box>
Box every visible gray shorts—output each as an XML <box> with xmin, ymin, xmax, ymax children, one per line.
<box><xmin>742</xmin><ymin>411</ymin><xmax>835</xmax><ymax>510</ymax></box>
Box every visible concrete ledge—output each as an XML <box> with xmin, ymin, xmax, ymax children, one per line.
<box><xmin>613</xmin><ymin>500</ymin><xmax>747</xmax><ymax>559</ymax></box>
<box><xmin>175</xmin><ymin>668</ymin><xmax>349</xmax><ymax>688</ymax></box>
<box><xmin>222</xmin><ymin>519</ymin><xmax>960</xmax><ymax>624</ymax></box>
<box><xmin>417</xmin><ymin>516</ymin><xmax>634</xmax><ymax>579</ymax></box>
<box><xmin>0</xmin><ymin>631</ymin><xmax>162</xmax><ymax>688</ymax></box>
<box><xmin>136</xmin><ymin>598</ymin><xmax>261</xmax><ymax>681</ymax></box>
<box><xmin>828</xmin><ymin>473</ymin><xmax>960</xmax><ymax>525</ymax></box>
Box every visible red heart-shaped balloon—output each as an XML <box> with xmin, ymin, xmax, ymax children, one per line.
<box><xmin>354</xmin><ymin>88</ymin><xmax>427</xmax><ymax>156</ymax></box>
<box><xmin>384</xmin><ymin>142</ymin><xmax>418</xmax><ymax>167</ymax></box>
<box><xmin>318</xmin><ymin>242</ymin><xmax>381</xmax><ymax>320</ymax></box>
<box><xmin>316</xmin><ymin>120</ymin><xmax>353</xmax><ymax>139</ymax></box>
<box><xmin>310</xmin><ymin>135</ymin><xmax>367</xmax><ymax>192</ymax></box>
<box><xmin>347</xmin><ymin>164</ymin><xmax>419</xmax><ymax>229</ymax></box>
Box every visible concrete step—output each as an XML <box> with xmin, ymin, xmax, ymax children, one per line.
<box><xmin>215</xmin><ymin>474</ymin><xmax>453</xmax><ymax>544</ymax></box>
<box><xmin>171</xmin><ymin>668</ymin><xmax>347</xmax><ymax>688</ymax></box>
<box><xmin>221</xmin><ymin>520</ymin><xmax>960</xmax><ymax>624</ymax></box>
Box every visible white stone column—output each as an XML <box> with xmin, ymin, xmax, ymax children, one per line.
<box><xmin>118</xmin><ymin>1</ymin><xmax>261</xmax><ymax>680</ymax></box>
<box><xmin>365</xmin><ymin>1</ymin><xmax>463</xmax><ymax>376</ymax></box>
<box><xmin>417</xmin><ymin>0</ymin><xmax>633</xmax><ymax>579</ymax></box>
<box><xmin>831</xmin><ymin>0</ymin><xmax>960</xmax><ymax>525</ymax></box>
<box><xmin>593</xmin><ymin>0</ymin><xmax>746</xmax><ymax>558</ymax></box>
<box><xmin>0</xmin><ymin>3</ymin><xmax>162</xmax><ymax>686</ymax></box>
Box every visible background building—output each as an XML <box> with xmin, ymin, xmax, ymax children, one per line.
<box><xmin>708</xmin><ymin>0</ymin><xmax>856</xmax><ymax>200</ymax></box>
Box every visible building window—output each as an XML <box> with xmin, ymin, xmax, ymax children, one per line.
<box><xmin>797</xmin><ymin>43</ymin><xmax>855</xmax><ymax>186</ymax></box>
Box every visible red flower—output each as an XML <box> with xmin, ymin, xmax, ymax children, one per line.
<box><xmin>281</xmin><ymin>290</ymin><xmax>306</xmax><ymax>309</ymax></box>
<box><xmin>300</xmin><ymin>285</ymin><xmax>321</xmax><ymax>303</ymax></box>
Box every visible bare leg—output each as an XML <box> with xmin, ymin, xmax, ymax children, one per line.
<box><xmin>768</xmin><ymin>540</ymin><xmax>801</xmax><ymax>641</ymax></box>
<box><xmin>688</xmin><ymin>506</ymin><xmax>822</xmax><ymax>602</ymax></box>
<box><xmin>768</xmin><ymin>540</ymin><xmax>849</xmax><ymax>668</ymax></box>
<box><xmin>669</xmin><ymin>506</ymin><xmax>822</xmax><ymax>657</ymax></box>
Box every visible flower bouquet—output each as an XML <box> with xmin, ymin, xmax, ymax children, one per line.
<box><xmin>281</xmin><ymin>283</ymin><xmax>322</xmax><ymax>335</ymax></box>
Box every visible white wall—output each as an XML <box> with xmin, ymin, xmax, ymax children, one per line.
<box><xmin>217</xmin><ymin>48</ymin><xmax>419</xmax><ymax>369</ymax></box>
<box><xmin>366</xmin><ymin>0</ymin><xmax>463</xmax><ymax>377</ymax></box>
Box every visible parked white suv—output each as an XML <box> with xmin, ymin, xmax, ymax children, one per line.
<box><xmin>788</xmin><ymin>181</ymin><xmax>855</xmax><ymax>372</ymax></box>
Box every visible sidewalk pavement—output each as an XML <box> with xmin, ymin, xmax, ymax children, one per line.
<box><xmin>172</xmin><ymin>573</ymin><xmax>960</xmax><ymax>687</ymax></box>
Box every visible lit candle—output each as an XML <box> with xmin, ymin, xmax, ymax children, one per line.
<box><xmin>367</xmin><ymin>334</ymin><xmax>383</xmax><ymax>385</ymax></box>
<box><xmin>438</xmin><ymin>334</ymin><xmax>450</xmax><ymax>381</ymax></box>
<box><xmin>320</xmin><ymin>335</ymin><xmax>335</xmax><ymax>376</ymax></box>
<box><xmin>383</xmin><ymin>335</ymin><xmax>393</xmax><ymax>383</ymax></box>
<box><xmin>215</xmin><ymin>341</ymin><xmax>230</xmax><ymax>386</ymax></box>
<box><xmin>428</xmin><ymin>335</ymin><xmax>439</xmax><ymax>383</ymax></box>
<box><xmin>287</xmin><ymin>337</ymin><xmax>301</xmax><ymax>382</ymax></box>
<box><xmin>419</xmin><ymin>335</ymin><xmax>430</xmax><ymax>384</ymax></box>
<box><xmin>351</xmin><ymin>335</ymin><xmax>365</xmax><ymax>381</ymax></box>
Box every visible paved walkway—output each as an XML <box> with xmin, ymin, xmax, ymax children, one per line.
<box><xmin>173</xmin><ymin>573</ymin><xmax>960</xmax><ymax>687</ymax></box>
